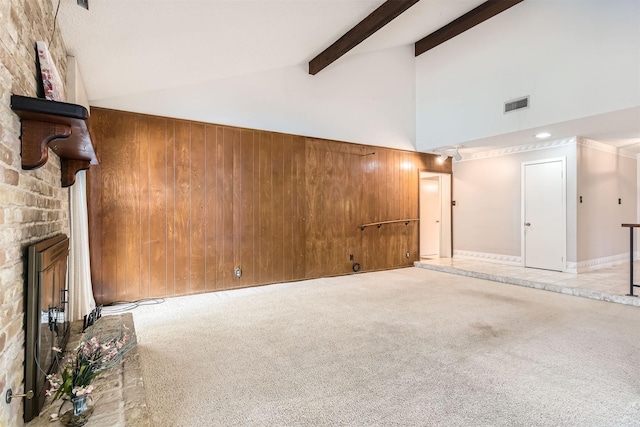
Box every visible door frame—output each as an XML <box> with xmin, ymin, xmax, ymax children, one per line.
<box><xmin>420</xmin><ymin>175</ymin><xmax>441</xmax><ymax>257</ymax></box>
<box><xmin>520</xmin><ymin>157</ymin><xmax>567</xmax><ymax>271</ymax></box>
<box><xmin>419</xmin><ymin>171</ymin><xmax>452</xmax><ymax>258</ymax></box>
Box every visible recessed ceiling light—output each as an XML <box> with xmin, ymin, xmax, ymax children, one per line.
<box><xmin>535</xmin><ymin>132</ymin><xmax>551</xmax><ymax>139</ymax></box>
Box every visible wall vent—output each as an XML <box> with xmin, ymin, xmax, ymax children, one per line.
<box><xmin>504</xmin><ymin>96</ymin><xmax>529</xmax><ymax>113</ymax></box>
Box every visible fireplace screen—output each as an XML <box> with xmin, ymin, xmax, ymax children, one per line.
<box><xmin>24</xmin><ymin>235</ymin><xmax>70</xmax><ymax>422</ymax></box>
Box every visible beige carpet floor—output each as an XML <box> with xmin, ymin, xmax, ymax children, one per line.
<box><xmin>132</xmin><ymin>267</ymin><xmax>640</xmax><ymax>426</ymax></box>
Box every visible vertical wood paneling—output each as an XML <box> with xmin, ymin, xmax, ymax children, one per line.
<box><xmin>323</xmin><ymin>143</ymin><xmax>336</xmax><ymax>275</ymax></box>
<box><xmin>214</xmin><ymin>126</ymin><xmax>225</xmax><ymax>289</ymax></box>
<box><xmin>174</xmin><ymin>121</ymin><xmax>191</xmax><ymax>295</ymax></box>
<box><xmin>391</xmin><ymin>150</ymin><xmax>400</xmax><ymax>267</ymax></box>
<box><xmin>98</xmin><ymin>111</ymin><xmax>114</xmax><ymax>301</ymax></box>
<box><xmin>344</xmin><ymin>145</ymin><xmax>362</xmax><ymax>271</ymax></box>
<box><xmin>148</xmin><ymin>117</ymin><xmax>167</xmax><ymax>297</ymax></box>
<box><xmin>252</xmin><ymin>131</ymin><xmax>262</xmax><ymax>284</ymax></box>
<box><xmin>239</xmin><ymin>129</ymin><xmax>255</xmax><ymax>286</ymax></box>
<box><xmin>304</xmin><ymin>139</ymin><xmax>321</xmax><ymax>277</ymax></box>
<box><xmin>292</xmin><ymin>136</ymin><xmax>306</xmax><ymax>279</ymax></box>
<box><xmin>401</xmin><ymin>151</ymin><xmax>411</xmax><ymax>262</ymax></box>
<box><xmin>361</xmin><ymin>146</ymin><xmax>376</xmax><ymax>272</ymax></box>
<box><xmin>204</xmin><ymin>125</ymin><xmax>218</xmax><ymax>290</ymax></box>
<box><xmin>137</xmin><ymin>117</ymin><xmax>150</xmax><ymax>300</ymax></box>
<box><xmin>400</xmin><ymin>151</ymin><xmax>408</xmax><ymax>219</ymax></box>
<box><xmin>379</xmin><ymin>149</ymin><xmax>390</xmax><ymax>269</ymax></box>
<box><xmin>165</xmin><ymin>121</ymin><xmax>176</xmax><ymax>296</ymax></box>
<box><xmin>88</xmin><ymin>108</ymin><xmax>450</xmax><ymax>303</ymax></box>
<box><xmin>190</xmin><ymin>124</ymin><xmax>206</xmax><ymax>293</ymax></box>
<box><xmin>282</xmin><ymin>135</ymin><xmax>293</xmax><ymax>282</ymax></box>
<box><xmin>221</xmin><ymin>128</ymin><xmax>235</xmax><ymax>288</ymax></box>
<box><xmin>271</xmin><ymin>134</ymin><xmax>285</xmax><ymax>284</ymax></box>
<box><xmin>258</xmin><ymin>131</ymin><xmax>273</xmax><ymax>285</ymax></box>
<box><xmin>112</xmin><ymin>111</ymin><xmax>132</xmax><ymax>301</ymax></box>
<box><xmin>328</xmin><ymin>143</ymin><xmax>342</xmax><ymax>275</ymax></box>
<box><xmin>408</xmin><ymin>152</ymin><xmax>420</xmax><ymax>262</ymax></box>
<box><xmin>232</xmin><ymin>129</ymin><xmax>242</xmax><ymax>286</ymax></box>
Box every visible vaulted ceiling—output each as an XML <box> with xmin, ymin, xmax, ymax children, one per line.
<box><xmin>55</xmin><ymin>0</ymin><xmax>495</xmax><ymax>101</ymax></box>
<box><xmin>53</xmin><ymin>0</ymin><xmax>640</xmax><ymax>154</ymax></box>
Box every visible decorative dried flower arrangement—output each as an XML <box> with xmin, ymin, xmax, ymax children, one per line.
<box><xmin>46</xmin><ymin>325</ymin><xmax>134</xmax><ymax>402</ymax></box>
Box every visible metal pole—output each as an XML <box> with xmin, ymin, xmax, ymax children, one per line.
<box><xmin>631</xmin><ymin>226</ymin><xmax>635</xmax><ymax>297</ymax></box>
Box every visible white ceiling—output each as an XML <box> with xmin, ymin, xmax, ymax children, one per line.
<box><xmin>54</xmin><ymin>0</ymin><xmax>486</xmax><ymax>101</ymax></box>
<box><xmin>454</xmin><ymin>106</ymin><xmax>640</xmax><ymax>156</ymax></box>
<box><xmin>53</xmin><ymin>0</ymin><xmax>640</xmax><ymax>154</ymax></box>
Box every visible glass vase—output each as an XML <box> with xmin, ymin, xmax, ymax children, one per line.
<box><xmin>58</xmin><ymin>395</ymin><xmax>94</xmax><ymax>427</ymax></box>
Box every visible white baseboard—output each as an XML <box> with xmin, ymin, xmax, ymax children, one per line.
<box><xmin>567</xmin><ymin>252</ymin><xmax>638</xmax><ymax>273</ymax></box>
<box><xmin>453</xmin><ymin>250</ymin><xmax>638</xmax><ymax>272</ymax></box>
<box><xmin>564</xmin><ymin>264</ymin><xmax>578</xmax><ymax>274</ymax></box>
<box><xmin>453</xmin><ymin>250</ymin><xmax>522</xmax><ymax>266</ymax></box>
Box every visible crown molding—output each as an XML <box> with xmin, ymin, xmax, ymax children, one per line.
<box><xmin>459</xmin><ymin>137</ymin><xmax>577</xmax><ymax>162</ymax></box>
<box><xmin>459</xmin><ymin>136</ymin><xmax>639</xmax><ymax>162</ymax></box>
<box><xmin>578</xmin><ymin>138</ymin><xmax>637</xmax><ymax>159</ymax></box>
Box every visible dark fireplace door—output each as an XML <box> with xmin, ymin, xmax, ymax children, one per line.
<box><xmin>24</xmin><ymin>235</ymin><xmax>70</xmax><ymax>422</ymax></box>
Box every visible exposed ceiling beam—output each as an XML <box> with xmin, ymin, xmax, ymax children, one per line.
<box><xmin>415</xmin><ymin>0</ymin><xmax>524</xmax><ymax>57</ymax></box>
<box><xmin>309</xmin><ymin>0</ymin><xmax>421</xmax><ymax>75</ymax></box>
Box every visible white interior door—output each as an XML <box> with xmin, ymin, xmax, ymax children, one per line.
<box><xmin>420</xmin><ymin>177</ymin><xmax>441</xmax><ymax>257</ymax></box>
<box><xmin>523</xmin><ymin>159</ymin><xmax>566</xmax><ymax>271</ymax></box>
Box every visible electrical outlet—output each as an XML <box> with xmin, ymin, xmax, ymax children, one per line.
<box><xmin>234</xmin><ymin>267</ymin><xmax>242</xmax><ymax>278</ymax></box>
<box><xmin>350</xmin><ymin>254</ymin><xmax>354</xmax><ymax>261</ymax></box>
<box><xmin>406</xmin><ymin>252</ymin><xmax>410</xmax><ymax>258</ymax></box>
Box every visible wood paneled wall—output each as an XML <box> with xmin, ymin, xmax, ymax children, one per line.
<box><xmin>88</xmin><ymin>108</ymin><xmax>451</xmax><ymax>304</ymax></box>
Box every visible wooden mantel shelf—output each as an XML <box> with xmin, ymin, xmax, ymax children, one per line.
<box><xmin>10</xmin><ymin>95</ymin><xmax>99</xmax><ymax>187</ymax></box>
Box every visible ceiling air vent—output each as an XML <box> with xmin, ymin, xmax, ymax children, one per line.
<box><xmin>504</xmin><ymin>96</ymin><xmax>529</xmax><ymax>113</ymax></box>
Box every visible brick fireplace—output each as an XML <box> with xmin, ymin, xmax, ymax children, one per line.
<box><xmin>0</xmin><ymin>1</ymin><xmax>70</xmax><ymax>426</ymax></box>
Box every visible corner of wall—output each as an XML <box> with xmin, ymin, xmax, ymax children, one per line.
<box><xmin>576</xmin><ymin>138</ymin><xmax>638</xmax><ymax>265</ymax></box>
<box><xmin>66</xmin><ymin>56</ymin><xmax>90</xmax><ymax>110</ymax></box>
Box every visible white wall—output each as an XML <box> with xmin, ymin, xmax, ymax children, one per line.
<box><xmin>91</xmin><ymin>46</ymin><xmax>417</xmax><ymax>151</ymax></box>
<box><xmin>453</xmin><ymin>137</ymin><xmax>638</xmax><ymax>270</ymax></box>
<box><xmin>452</xmin><ymin>138</ymin><xmax>578</xmax><ymax>264</ymax></box>
<box><xmin>415</xmin><ymin>0</ymin><xmax>640</xmax><ymax>151</ymax></box>
<box><xmin>576</xmin><ymin>139</ymin><xmax>637</xmax><ymax>266</ymax></box>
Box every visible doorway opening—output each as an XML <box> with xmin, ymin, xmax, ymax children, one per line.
<box><xmin>419</xmin><ymin>172</ymin><xmax>452</xmax><ymax>259</ymax></box>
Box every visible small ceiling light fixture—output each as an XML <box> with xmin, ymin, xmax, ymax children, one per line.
<box><xmin>535</xmin><ymin>132</ymin><xmax>551</xmax><ymax>139</ymax></box>
<box><xmin>434</xmin><ymin>145</ymin><xmax>463</xmax><ymax>163</ymax></box>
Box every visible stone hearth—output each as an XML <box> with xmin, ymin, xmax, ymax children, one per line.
<box><xmin>27</xmin><ymin>313</ymin><xmax>150</xmax><ymax>427</ymax></box>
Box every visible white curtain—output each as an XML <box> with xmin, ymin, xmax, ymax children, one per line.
<box><xmin>68</xmin><ymin>169</ymin><xmax>96</xmax><ymax>321</ymax></box>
